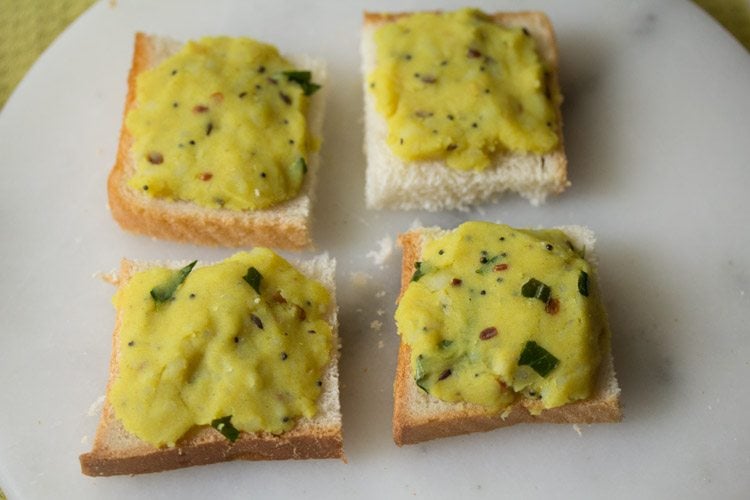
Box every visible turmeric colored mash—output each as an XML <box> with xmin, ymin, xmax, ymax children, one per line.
<box><xmin>127</xmin><ymin>37</ymin><xmax>321</xmax><ymax>210</ymax></box>
<box><xmin>369</xmin><ymin>9</ymin><xmax>559</xmax><ymax>170</ymax></box>
<box><xmin>395</xmin><ymin>222</ymin><xmax>607</xmax><ymax>413</ymax></box>
<box><xmin>110</xmin><ymin>250</ymin><xmax>333</xmax><ymax>447</ymax></box>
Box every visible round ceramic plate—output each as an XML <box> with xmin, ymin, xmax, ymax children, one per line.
<box><xmin>1</xmin><ymin>0</ymin><xmax>748</xmax><ymax>498</ymax></box>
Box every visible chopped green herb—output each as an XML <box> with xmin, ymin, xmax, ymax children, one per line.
<box><xmin>565</xmin><ymin>240</ymin><xmax>587</xmax><ymax>258</ymax></box>
<box><xmin>578</xmin><ymin>271</ymin><xmax>589</xmax><ymax>297</ymax></box>
<box><xmin>411</xmin><ymin>261</ymin><xmax>425</xmax><ymax>282</ymax></box>
<box><xmin>288</xmin><ymin>157</ymin><xmax>308</xmax><ymax>188</ymax></box>
<box><xmin>243</xmin><ymin>267</ymin><xmax>262</xmax><ymax>294</ymax></box>
<box><xmin>415</xmin><ymin>355</ymin><xmax>428</xmax><ymax>392</ymax></box>
<box><xmin>293</xmin><ymin>157</ymin><xmax>308</xmax><ymax>175</ymax></box>
<box><xmin>282</xmin><ymin>70</ymin><xmax>321</xmax><ymax>96</ymax></box>
<box><xmin>150</xmin><ymin>261</ymin><xmax>197</xmax><ymax>302</ymax></box>
<box><xmin>521</xmin><ymin>278</ymin><xmax>551</xmax><ymax>303</ymax></box>
<box><xmin>211</xmin><ymin>415</ymin><xmax>240</xmax><ymax>442</ymax></box>
<box><xmin>518</xmin><ymin>341</ymin><xmax>559</xmax><ymax>377</ymax></box>
<box><xmin>475</xmin><ymin>254</ymin><xmax>502</xmax><ymax>274</ymax></box>
<box><xmin>440</xmin><ymin>339</ymin><xmax>453</xmax><ymax>348</ymax></box>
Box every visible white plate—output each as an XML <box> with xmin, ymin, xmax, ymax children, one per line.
<box><xmin>1</xmin><ymin>0</ymin><xmax>749</xmax><ymax>498</ymax></box>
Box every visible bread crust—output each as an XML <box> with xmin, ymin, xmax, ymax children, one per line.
<box><xmin>80</xmin><ymin>257</ymin><xmax>343</xmax><ymax>476</ymax></box>
<box><xmin>80</xmin><ymin>404</ymin><xmax>343</xmax><ymax>476</ymax></box>
<box><xmin>362</xmin><ymin>11</ymin><xmax>569</xmax><ymax>210</ymax></box>
<box><xmin>393</xmin><ymin>229</ymin><xmax>621</xmax><ymax>446</ymax></box>
<box><xmin>107</xmin><ymin>33</ymin><xmax>325</xmax><ymax>249</ymax></box>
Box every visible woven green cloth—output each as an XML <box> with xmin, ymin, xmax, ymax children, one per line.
<box><xmin>695</xmin><ymin>0</ymin><xmax>750</xmax><ymax>51</ymax></box>
<box><xmin>0</xmin><ymin>0</ymin><xmax>96</xmax><ymax>109</ymax></box>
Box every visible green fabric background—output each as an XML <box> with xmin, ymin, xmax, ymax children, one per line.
<box><xmin>0</xmin><ymin>0</ymin><xmax>97</xmax><ymax>110</ymax></box>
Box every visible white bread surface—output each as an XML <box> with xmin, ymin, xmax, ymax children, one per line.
<box><xmin>108</xmin><ymin>33</ymin><xmax>327</xmax><ymax>249</ymax></box>
<box><xmin>80</xmin><ymin>254</ymin><xmax>342</xmax><ymax>476</ymax></box>
<box><xmin>362</xmin><ymin>12</ymin><xmax>569</xmax><ymax>211</ymax></box>
<box><xmin>393</xmin><ymin>225</ymin><xmax>620</xmax><ymax>446</ymax></box>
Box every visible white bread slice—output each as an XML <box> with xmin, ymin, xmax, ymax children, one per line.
<box><xmin>80</xmin><ymin>254</ymin><xmax>342</xmax><ymax>476</ymax></box>
<box><xmin>108</xmin><ymin>33</ymin><xmax>326</xmax><ymax>249</ymax></box>
<box><xmin>393</xmin><ymin>226</ymin><xmax>620</xmax><ymax>445</ymax></box>
<box><xmin>362</xmin><ymin>12</ymin><xmax>569</xmax><ymax>211</ymax></box>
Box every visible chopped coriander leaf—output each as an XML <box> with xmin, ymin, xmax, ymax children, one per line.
<box><xmin>210</xmin><ymin>415</ymin><xmax>240</xmax><ymax>442</ymax></box>
<box><xmin>521</xmin><ymin>278</ymin><xmax>551</xmax><ymax>303</ymax></box>
<box><xmin>243</xmin><ymin>267</ymin><xmax>262</xmax><ymax>294</ymax></box>
<box><xmin>578</xmin><ymin>271</ymin><xmax>589</xmax><ymax>297</ymax></box>
<box><xmin>475</xmin><ymin>254</ymin><xmax>502</xmax><ymax>274</ymax></box>
<box><xmin>293</xmin><ymin>157</ymin><xmax>308</xmax><ymax>175</ymax></box>
<box><xmin>282</xmin><ymin>70</ymin><xmax>321</xmax><ymax>96</ymax></box>
<box><xmin>411</xmin><ymin>261</ymin><xmax>425</xmax><ymax>282</ymax></box>
<box><xmin>518</xmin><ymin>341</ymin><xmax>559</xmax><ymax>377</ymax></box>
<box><xmin>150</xmin><ymin>261</ymin><xmax>197</xmax><ymax>302</ymax></box>
<box><xmin>415</xmin><ymin>355</ymin><xmax>429</xmax><ymax>392</ymax></box>
<box><xmin>288</xmin><ymin>157</ymin><xmax>307</xmax><ymax>188</ymax></box>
